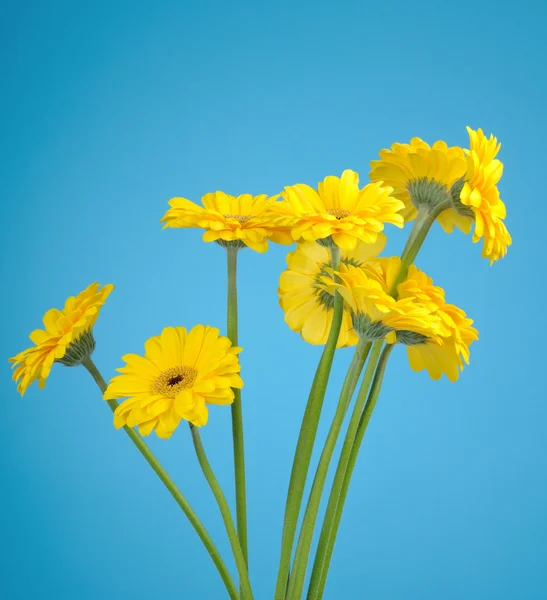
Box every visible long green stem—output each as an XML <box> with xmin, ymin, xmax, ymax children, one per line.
<box><xmin>190</xmin><ymin>424</ymin><xmax>254</xmax><ymax>600</ymax></box>
<box><xmin>307</xmin><ymin>340</ymin><xmax>384</xmax><ymax>599</ymax></box>
<box><xmin>308</xmin><ymin>200</ymin><xmax>449</xmax><ymax>597</ymax></box>
<box><xmin>287</xmin><ymin>339</ymin><xmax>370</xmax><ymax>599</ymax></box>
<box><xmin>308</xmin><ymin>344</ymin><xmax>393</xmax><ymax>599</ymax></box>
<box><xmin>227</xmin><ymin>246</ymin><xmax>248</xmax><ymax>565</ymax></box>
<box><xmin>81</xmin><ymin>357</ymin><xmax>239</xmax><ymax>600</ymax></box>
<box><xmin>398</xmin><ymin>205</ymin><xmax>428</xmax><ymax>262</ymax></box>
<box><xmin>390</xmin><ymin>202</ymin><xmax>450</xmax><ymax>296</ymax></box>
<box><xmin>274</xmin><ymin>245</ymin><xmax>344</xmax><ymax>600</ymax></box>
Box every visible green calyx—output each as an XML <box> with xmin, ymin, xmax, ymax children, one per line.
<box><xmin>407</xmin><ymin>177</ymin><xmax>451</xmax><ymax>211</ymax></box>
<box><xmin>316</xmin><ymin>236</ymin><xmax>336</xmax><ymax>248</ymax></box>
<box><xmin>407</xmin><ymin>176</ymin><xmax>475</xmax><ymax>219</ymax></box>
<box><xmin>449</xmin><ymin>177</ymin><xmax>475</xmax><ymax>218</ymax></box>
<box><xmin>313</xmin><ymin>257</ymin><xmax>362</xmax><ymax>310</ymax></box>
<box><xmin>395</xmin><ymin>330</ymin><xmax>430</xmax><ymax>346</ymax></box>
<box><xmin>352</xmin><ymin>314</ymin><xmax>393</xmax><ymax>342</ymax></box>
<box><xmin>215</xmin><ymin>239</ymin><xmax>247</xmax><ymax>250</ymax></box>
<box><xmin>56</xmin><ymin>330</ymin><xmax>96</xmax><ymax>367</ymax></box>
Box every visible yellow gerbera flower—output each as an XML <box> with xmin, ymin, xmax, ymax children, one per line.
<box><xmin>104</xmin><ymin>325</ymin><xmax>243</xmax><ymax>438</ymax></box>
<box><xmin>161</xmin><ymin>191</ymin><xmax>292</xmax><ymax>253</ymax></box>
<box><xmin>9</xmin><ymin>283</ymin><xmax>114</xmax><ymax>395</ymax></box>
<box><xmin>273</xmin><ymin>169</ymin><xmax>404</xmax><ymax>250</ymax></box>
<box><xmin>326</xmin><ymin>260</ymin><xmax>442</xmax><ymax>344</ymax></box>
<box><xmin>278</xmin><ymin>236</ymin><xmax>386</xmax><ymax>347</ymax></box>
<box><xmin>460</xmin><ymin>127</ymin><xmax>512</xmax><ymax>263</ymax></box>
<box><xmin>321</xmin><ymin>259</ymin><xmax>478</xmax><ymax>381</ymax></box>
<box><xmin>369</xmin><ymin>127</ymin><xmax>511</xmax><ymax>263</ymax></box>
<box><xmin>397</xmin><ymin>265</ymin><xmax>478</xmax><ymax>381</ymax></box>
<box><xmin>369</xmin><ymin>138</ymin><xmax>470</xmax><ymax>233</ymax></box>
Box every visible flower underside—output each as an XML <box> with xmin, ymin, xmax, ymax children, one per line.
<box><xmin>316</xmin><ymin>236</ymin><xmax>336</xmax><ymax>248</ymax></box>
<box><xmin>313</xmin><ymin>258</ymin><xmax>363</xmax><ymax>309</ymax></box>
<box><xmin>215</xmin><ymin>239</ymin><xmax>247</xmax><ymax>249</ymax></box>
<box><xmin>56</xmin><ymin>330</ymin><xmax>96</xmax><ymax>367</ymax></box>
<box><xmin>407</xmin><ymin>177</ymin><xmax>451</xmax><ymax>210</ymax></box>
<box><xmin>396</xmin><ymin>330</ymin><xmax>430</xmax><ymax>346</ymax></box>
<box><xmin>352</xmin><ymin>313</ymin><xmax>395</xmax><ymax>341</ymax></box>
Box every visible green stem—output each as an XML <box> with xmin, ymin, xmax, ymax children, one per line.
<box><xmin>307</xmin><ymin>340</ymin><xmax>384</xmax><ymax>599</ymax></box>
<box><xmin>81</xmin><ymin>357</ymin><xmax>239</xmax><ymax>600</ymax></box>
<box><xmin>287</xmin><ymin>339</ymin><xmax>371</xmax><ymax>599</ymax></box>
<box><xmin>190</xmin><ymin>424</ymin><xmax>254</xmax><ymax>600</ymax></box>
<box><xmin>390</xmin><ymin>202</ymin><xmax>450</xmax><ymax>296</ymax></box>
<box><xmin>227</xmin><ymin>246</ymin><xmax>248</xmax><ymax>565</ymax></box>
<box><xmin>307</xmin><ymin>200</ymin><xmax>447</xmax><ymax>597</ymax></box>
<box><xmin>306</xmin><ymin>201</ymin><xmax>448</xmax><ymax>597</ymax></box>
<box><xmin>308</xmin><ymin>344</ymin><xmax>393</xmax><ymax>599</ymax></box>
<box><xmin>398</xmin><ymin>206</ymin><xmax>427</xmax><ymax>261</ymax></box>
<box><xmin>274</xmin><ymin>245</ymin><xmax>344</xmax><ymax>600</ymax></box>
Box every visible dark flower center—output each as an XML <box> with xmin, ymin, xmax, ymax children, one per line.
<box><xmin>154</xmin><ymin>366</ymin><xmax>198</xmax><ymax>398</ymax></box>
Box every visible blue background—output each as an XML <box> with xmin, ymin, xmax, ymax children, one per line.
<box><xmin>1</xmin><ymin>1</ymin><xmax>546</xmax><ymax>598</ymax></box>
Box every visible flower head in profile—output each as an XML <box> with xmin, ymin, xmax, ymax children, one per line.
<box><xmin>460</xmin><ymin>128</ymin><xmax>511</xmax><ymax>263</ymax></box>
<box><xmin>322</xmin><ymin>259</ymin><xmax>478</xmax><ymax>381</ymax></box>
<box><xmin>396</xmin><ymin>265</ymin><xmax>478</xmax><ymax>381</ymax></box>
<box><xmin>325</xmin><ymin>259</ymin><xmax>442</xmax><ymax>345</ymax></box>
<box><xmin>161</xmin><ymin>192</ymin><xmax>292</xmax><ymax>253</ymax></box>
<box><xmin>369</xmin><ymin>127</ymin><xmax>511</xmax><ymax>263</ymax></box>
<box><xmin>278</xmin><ymin>236</ymin><xmax>386</xmax><ymax>347</ymax></box>
<box><xmin>273</xmin><ymin>170</ymin><xmax>404</xmax><ymax>250</ymax></box>
<box><xmin>104</xmin><ymin>326</ymin><xmax>243</xmax><ymax>438</ymax></box>
<box><xmin>369</xmin><ymin>138</ymin><xmax>469</xmax><ymax>231</ymax></box>
<box><xmin>9</xmin><ymin>283</ymin><xmax>114</xmax><ymax>395</ymax></box>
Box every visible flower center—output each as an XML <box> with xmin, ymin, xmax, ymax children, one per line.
<box><xmin>223</xmin><ymin>214</ymin><xmax>254</xmax><ymax>224</ymax></box>
<box><xmin>154</xmin><ymin>366</ymin><xmax>197</xmax><ymax>398</ymax></box>
<box><xmin>327</xmin><ymin>209</ymin><xmax>351</xmax><ymax>219</ymax></box>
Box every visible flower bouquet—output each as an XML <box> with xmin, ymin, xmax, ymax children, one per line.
<box><xmin>10</xmin><ymin>127</ymin><xmax>509</xmax><ymax>599</ymax></box>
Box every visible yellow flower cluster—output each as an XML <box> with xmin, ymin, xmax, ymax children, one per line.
<box><xmin>278</xmin><ymin>237</ymin><xmax>387</xmax><ymax>348</ymax></box>
<box><xmin>7</xmin><ymin>123</ymin><xmax>510</xmax><ymax>600</ymax></box>
<box><xmin>10</xmin><ymin>125</ymin><xmax>506</xmax><ymax>435</ymax></box>
<box><xmin>292</xmin><ymin>250</ymin><xmax>477</xmax><ymax>382</ymax></box>
<box><xmin>370</xmin><ymin>126</ymin><xmax>511</xmax><ymax>263</ymax></box>
<box><xmin>161</xmin><ymin>170</ymin><xmax>404</xmax><ymax>253</ymax></box>
<box><xmin>398</xmin><ymin>266</ymin><xmax>478</xmax><ymax>381</ymax></box>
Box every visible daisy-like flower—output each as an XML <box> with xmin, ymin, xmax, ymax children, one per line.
<box><xmin>369</xmin><ymin>137</ymin><xmax>470</xmax><ymax>233</ymax></box>
<box><xmin>321</xmin><ymin>259</ymin><xmax>478</xmax><ymax>381</ymax></box>
<box><xmin>272</xmin><ymin>169</ymin><xmax>404</xmax><ymax>250</ymax></box>
<box><xmin>104</xmin><ymin>325</ymin><xmax>243</xmax><ymax>438</ymax></box>
<box><xmin>278</xmin><ymin>236</ymin><xmax>386</xmax><ymax>347</ymax></box>
<box><xmin>9</xmin><ymin>283</ymin><xmax>114</xmax><ymax>395</ymax></box>
<box><xmin>460</xmin><ymin>128</ymin><xmax>512</xmax><ymax>263</ymax></box>
<box><xmin>325</xmin><ymin>260</ymin><xmax>442</xmax><ymax>345</ymax></box>
<box><xmin>369</xmin><ymin>127</ymin><xmax>511</xmax><ymax>263</ymax></box>
<box><xmin>161</xmin><ymin>191</ymin><xmax>292</xmax><ymax>253</ymax></box>
<box><xmin>397</xmin><ymin>265</ymin><xmax>479</xmax><ymax>381</ymax></box>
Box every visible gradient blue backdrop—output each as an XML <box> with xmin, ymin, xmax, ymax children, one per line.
<box><xmin>2</xmin><ymin>1</ymin><xmax>546</xmax><ymax>598</ymax></box>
